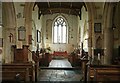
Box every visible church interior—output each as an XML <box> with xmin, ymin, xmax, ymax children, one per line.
<box><xmin>0</xmin><ymin>1</ymin><xmax>120</xmax><ymax>83</ymax></box>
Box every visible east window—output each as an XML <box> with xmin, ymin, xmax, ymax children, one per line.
<box><xmin>53</xmin><ymin>16</ymin><xmax>68</xmax><ymax>44</ymax></box>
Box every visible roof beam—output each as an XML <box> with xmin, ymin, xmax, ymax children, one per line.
<box><xmin>39</xmin><ymin>7</ymin><xmax>80</xmax><ymax>11</ymax></box>
<box><xmin>41</xmin><ymin>8</ymin><xmax>78</xmax><ymax>15</ymax></box>
<box><xmin>47</xmin><ymin>2</ymin><xmax>52</xmax><ymax>14</ymax></box>
<box><xmin>35</xmin><ymin>2</ymin><xmax>84</xmax><ymax>15</ymax></box>
<box><xmin>69</xmin><ymin>2</ymin><xmax>72</xmax><ymax>14</ymax></box>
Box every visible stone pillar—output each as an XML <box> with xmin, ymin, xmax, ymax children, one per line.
<box><xmin>104</xmin><ymin>28</ymin><xmax>114</xmax><ymax>64</ymax></box>
<box><xmin>102</xmin><ymin>3</ymin><xmax>115</xmax><ymax>65</ymax></box>
<box><xmin>88</xmin><ymin>20</ymin><xmax>92</xmax><ymax>59</ymax></box>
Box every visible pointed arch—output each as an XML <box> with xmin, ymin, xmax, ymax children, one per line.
<box><xmin>52</xmin><ymin>15</ymin><xmax>68</xmax><ymax>44</ymax></box>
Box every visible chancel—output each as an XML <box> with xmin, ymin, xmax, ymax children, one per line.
<box><xmin>1</xmin><ymin>1</ymin><xmax>120</xmax><ymax>83</ymax></box>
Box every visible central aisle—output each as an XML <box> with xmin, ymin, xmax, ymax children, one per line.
<box><xmin>38</xmin><ymin>59</ymin><xmax>83</xmax><ymax>82</ymax></box>
<box><xmin>49</xmin><ymin>59</ymin><xmax>72</xmax><ymax>68</ymax></box>
<box><xmin>38</xmin><ymin>69</ymin><xmax>83</xmax><ymax>82</ymax></box>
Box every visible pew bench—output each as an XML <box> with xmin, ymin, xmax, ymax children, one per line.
<box><xmin>2</xmin><ymin>70</ymin><xmax>29</xmax><ymax>82</ymax></box>
<box><xmin>87</xmin><ymin>65</ymin><xmax>120</xmax><ymax>82</ymax></box>
<box><xmin>2</xmin><ymin>62</ymin><xmax>35</xmax><ymax>82</ymax></box>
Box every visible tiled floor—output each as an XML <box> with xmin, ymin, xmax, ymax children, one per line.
<box><xmin>49</xmin><ymin>59</ymin><xmax>72</xmax><ymax>68</ymax></box>
<box><xmin>38</xmin><ymin>69</ymin><xmax>83</xmax><ymax>82</ymax></box>
<box><xmin>38</xmin><ymin>59</ymin><xmax>83</xmax><ymax>82</ymax></box>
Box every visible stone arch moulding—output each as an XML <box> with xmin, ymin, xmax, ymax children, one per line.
<box><xmin>3</xmin><ymin>2</ymin><xmax>16</xmax><ymax>63</ymax></box>
<box><xmin>84</xmin><ymin>2</ymin><xmax>95</xmax><ymax>57</ymax></box>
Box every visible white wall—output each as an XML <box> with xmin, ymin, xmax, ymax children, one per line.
<box><xmin>32</xmin><ymin>5</ymin><xmax>43</xmax><ymax>51</ymax></box>
<box><xmin>14</xmin><ymin>2</ymin><xmax>26</xmax><ymax>46</ymax></box>
<box><xmin>78</xmin><ymin>6</ymin><xmax>88</xmax><ymax>52</ymax></box>
<box><xmin>42</xmin><ymin>13</ymin><xmax>79</xmax><ymax>53</ymax></box>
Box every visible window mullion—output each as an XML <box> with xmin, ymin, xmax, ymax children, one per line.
<box><xmin>61</xmin><ymin>25</ymin><xmax>63</xmax><ymax>43</ymax></box>
<box><xmin>53</xmin><ymin>16</ymin><xmax>67</xmax><ymax>44</ymax></box>
<box><xmin>57</xmin><ymin>25</ymin><xmax>59</xmax><ymax>43</ymax></box>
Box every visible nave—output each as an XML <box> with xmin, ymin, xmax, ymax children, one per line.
<box><xmin>1</xmin><ymin>1</ymin><xmax>120</xmax><ymax>83</ymax></box>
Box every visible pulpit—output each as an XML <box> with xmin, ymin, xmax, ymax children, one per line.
<box><xmin>12</xmin><ymin>45</ymin><xmax>29</xmax><ymax>63</ymax></box>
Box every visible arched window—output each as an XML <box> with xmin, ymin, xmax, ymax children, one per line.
<box><xmin>53</xmin><ymin>16</ymin><xmax>67</xmax><ymax>43</ymax></box>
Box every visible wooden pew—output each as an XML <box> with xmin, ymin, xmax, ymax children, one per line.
<box><xmin>87</xmin><ymin>65</ymin><xmax>120</xmax><ymax>82</ymax></box>
<box><xmin>68</xmin><ymin>54</ymin><xmax>78</xmax><ymax>67</ymax></box>
<box><xmin>2</xmin><ymin>69</ymin><xmax>29</xmax><ymax>82</ymax></box>
<box><xmin>32</xmin><ymin>51</ymin><xmax>40</xmax><ymax>81</ymax></box>
<box><xmin>2</xmin><ymin>62</ymin><xmax>35</xmax><ymax>82</ymax></box>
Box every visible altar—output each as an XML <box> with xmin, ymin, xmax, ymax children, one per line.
<box><xmin>53</xmin><ymin>51</ymin><xmax>68</xmax><ymax>57</ymax></box>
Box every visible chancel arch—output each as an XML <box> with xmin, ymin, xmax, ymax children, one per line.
<box><xmin>2</xmin><ymin>2</ymin><xmax>96</xmax><ymax>63</ymax></box>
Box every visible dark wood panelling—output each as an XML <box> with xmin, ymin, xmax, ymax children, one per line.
<box><xmin>12</xmin><ymin>45</ymin><xmax>29</xmax><ymax>63</ymax></box>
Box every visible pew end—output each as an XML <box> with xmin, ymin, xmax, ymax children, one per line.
<box><xmin>87</xmin><ymin>65</ymin><xmax>120</xmax><ymax>82</ymax></box>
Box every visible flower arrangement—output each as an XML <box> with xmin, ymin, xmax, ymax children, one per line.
<box><xmin>45</xmin><ymin>47</ymin><xmax>51</xmax><ymax>53</ymax></box>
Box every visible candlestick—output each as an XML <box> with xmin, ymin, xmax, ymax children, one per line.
<box><xmin>98</xmin><ymin>53</ymin><xmax>100</xmax><ymax>60</ymax></box>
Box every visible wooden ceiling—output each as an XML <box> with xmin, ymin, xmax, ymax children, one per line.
<box><xmin>33</xmin><ymin>2</ymin><xmax>87</xmax><ymax>17</ymax></box>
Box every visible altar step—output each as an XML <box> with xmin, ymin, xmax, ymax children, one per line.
<box><xmin>40</xmin><ymin>67</ymin><xmax>81</xmax><ymax>70</ymax></box>
<box><xmin>52</xmin><ymin>56</ymin><xmax>65</xmax><ymax>59</ymax></box>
